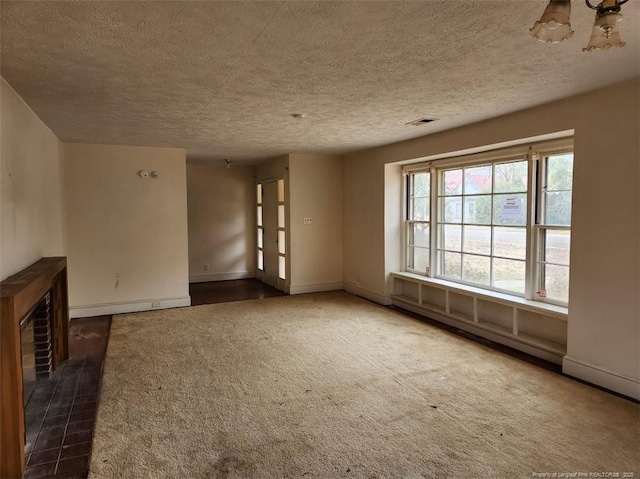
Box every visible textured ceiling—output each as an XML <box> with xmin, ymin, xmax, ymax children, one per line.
<box><xmin>1</xmin><ymin>1</ymin><xmax>639</xmax><ymax>163</ymax></box>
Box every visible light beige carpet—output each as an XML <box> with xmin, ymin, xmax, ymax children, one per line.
<box><xmin>89</xmin><ymin>292</ymin><xmax>639</xmax><ymax>479</ymax></box>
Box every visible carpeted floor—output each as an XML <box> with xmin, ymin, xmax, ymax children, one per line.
<box><xmin>89</xmin><ymin>292</ymin><xmax>639</xmax><ymax>479</ymax></box>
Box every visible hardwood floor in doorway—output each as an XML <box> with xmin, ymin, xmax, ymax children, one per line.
<box><xmin>189</xmin><ymin>279</ymin><xmax>286</xmax><ymax>306</ymax></box>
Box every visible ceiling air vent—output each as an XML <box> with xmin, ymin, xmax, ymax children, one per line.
<box><xmin>405</xmin><ymin>117</ymin><xmax>438</xmax><ymax>126</ymax></box>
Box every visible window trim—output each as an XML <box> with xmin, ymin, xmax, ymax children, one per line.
<box><xmin>403</xmin><ymin>138</ymin><xmax>573</xmax><ymax>307</ymax></box>
<box><xmin>532</xmin><ymin>147</ymin><xmax>574</xmax><ymax>307</ymax></box>
<box><xmin>404</xmin><ymin>169</ymin><xmax>432</xmax><ymax>275</ymax></box>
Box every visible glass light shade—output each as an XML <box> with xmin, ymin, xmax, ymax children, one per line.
<box><xmin>530</xmin><ymin>0</ymin><xmax>574</xmax><ymax>43</ymax></box>
<box><xmin>594</xmin><ymin>11</ymin><xmax>623</xmax><ymax>31</ymax></box>
<box><xmin>583</xmin><ymin>23</ymin><xmax>626</xmax><ymax>51</ymax></box>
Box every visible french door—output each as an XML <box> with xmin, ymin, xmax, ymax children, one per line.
<box><xmin>257</xmin><ymin>179</ymin><xmax>286</xmax><ymax>291</ymax></box>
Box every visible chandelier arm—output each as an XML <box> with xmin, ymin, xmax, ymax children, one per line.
<box><xmin>585</xmin><ymin>0</ymin><xmax>600</xmax><ymax>10</ymax></box>
<box><xmin>585</xmin><ymin>0</ymin><xmax>629</xmax><ymax>9</ymax></box>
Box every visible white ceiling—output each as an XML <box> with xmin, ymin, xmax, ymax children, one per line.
<box><xmin>1</xmin><ymin>1</ymin><xmax>638</xmax><ymax>164</ymax></box>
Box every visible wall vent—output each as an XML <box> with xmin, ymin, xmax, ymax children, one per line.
<box><xmin>406</xmin><ymin>118</ymin><xmax>438</xmax><ymax>126</ymax></box>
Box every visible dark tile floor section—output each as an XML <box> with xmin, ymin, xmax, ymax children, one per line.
<box><xmin>190</xmin><ymin>278</ymin><xmax>285</xmax><ymax>306</ymax></box>
<box><xmin>24</xmin><ymin>316</ymin><xmax>111</xmax><ymax>479</ymax></box>
<box><xmin>22</xmin><ymin>280</ymin><xmax>280</xmax><ymax>478</ymax></box>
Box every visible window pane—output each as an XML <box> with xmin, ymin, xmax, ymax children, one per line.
<box><xmin>408</xmin><ymin>246</ymin><xmax>429</xmax><ymax>273</ymax></box>
<box><xmin>412</xmin><ymin>197</ymin><xmax>429</xmax><ymax>221</ymax></box>
<box><xmin>442</xmin><ymin>169</ymin><xmax>462</xmax><ymax>195</ymax></box>
<box><xmin>546</xmin><ymin>154</ymin><xmax>573</xmax><ymax>191</ymax></box>
<box><xmin>278</xmin><ymin>179</ymin><xmax>285</xmax><ymax>202</ymax></box>
<box><xmin>462</xmin><ymin>254</ymin><xmax>490</xmax><ymax>285</ymax></box>
<box><xmin>409</xmin><ymin>223</ymin><xmax>429</xmax><ymax>248</ymax></box>
<box><xmin>412</xmin><ymin>172</ymin><xmax>430</xmax><ymax>198</ymax></box>
<box><xmin>278</xmin><ymin>205</ymin><xmax>285</xmax><ymax>228</ymax></box>
<box><xmin>492</xmin><ymin>258</ymin><xmax>525</xmax><ymax>294</ymax></box>
<box><xmin>278</xmin><ymin>230</ymin><xmax>286</xmax><ymax>254</ymax></box>
<box><xmin>440</xmin><ymin>197</ymin><xmax>462</xmax><ymax>223</ymax></box>
<box><xmin>493</xmin><ymin>194</ymin><xmax>526</xmax><ymax>226</ymax></box>
<box><xmin>405</xmin><ymin>149</ymin><xmax>574</xmax><ymax>302</ymax></box>
<box><xmin>463</xmin><ymin>196</ymin><xmax>492</xmax><ymax>224</ymax></box>
<box><xmin>257</xmin><ymin>206</ymin><xmax>263</xmax><ymax>227</ymax></box>
<box><xmin>257</xmin><ymin>228</ymin><xmax>263</xmax><ymax>248</ymax></box>
<box><xmin>278</xmin><ymin>256</ymin><xmax>286</xmax><ymax>280</ymax></box>
<box><xmin>258</xmin><ymin>250</ymin><xmax>264</xmax><ymax>270</ymax></box>
<box><xmin>542</xmin><ymin>229</ymin><xmax>570</xmax><ymax>265</ymax></box>
<box><xmin>440</xmin><ymin>251</ymin><xmax>461</xmax><ymax>280</ymax></box>
<box><xmin>441</xmin><ymin>224</ymin><xmax>461</xmax><ymax>252</ymax></box>
<box><xmin>256</xmin><ymin>184</ymin><xmax>262</xmax><ymax>204</ymax></box>
<box><xmin>493</xmin><ymin>227</ymin><xmax>526</xmax><ymax>260</ymax></box>
<box><xmin>463</xmin><ymin>225</ymin><xmax>491</xmax><ymax>255</ymax></box>
<box><xmin>540</xmin><ymin>263</ymin><xmax>569</xmax><ymax>303</ymax></box>
<box><xmin>464</xmin><ymin>165</ymin><xmax>492</xmax><ymax>194</ymax></box>
<box><xmin>544</xmin><ymin>191</ymin><xmax>572</xmax><ymax>226</ymax></box>
<box><xmin>494</xmin><ymin>160</ymin><xmax>527</xmax><ymax>193</ymax></box>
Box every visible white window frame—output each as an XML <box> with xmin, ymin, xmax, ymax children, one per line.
<box><xmin>532</xmin><ymin>146</ymin><xmax>574</xmax><ymax>307</ymax></box>
<box><xmin>405</xmin><ymin>170</ymin><xmax>431</xmax><ymax>275</ymax></box>
<box><xmin>403</xmin><ymin>138</ymin><xmax>573</xmax><ymax>307</ymax></box>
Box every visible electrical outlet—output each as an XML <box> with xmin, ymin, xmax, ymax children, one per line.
<box><xmin>303</xmin><ymin>218</ymin><xmax>312</xmax><ymax>224</ymax></box>
<box><xmin>203</xmin><ymin>264</ymin><xmax>209</xmax><ymax>271</ymax></box>
<box><xmin>151</xmin><ymin>301</ymin><xmax>161</xmax><ymax>308</ymax></box>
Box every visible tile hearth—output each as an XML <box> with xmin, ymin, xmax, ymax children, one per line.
<box><xmin>23</xmin><ymin>317</ymin><xmax>110</xmax><ymax>479</ymax></box>
<box><xmin>23</xmin><ymin>280</ymin><xmax>284</xmax><ymax>478</ymax></box>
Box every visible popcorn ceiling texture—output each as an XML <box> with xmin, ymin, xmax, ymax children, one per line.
<box><xmin>1</xmin><ymin>1</ymin><xmax>639</xmax><ymax>162</ymax></box>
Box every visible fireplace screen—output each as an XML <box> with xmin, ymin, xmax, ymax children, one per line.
<box><xmin>20</xmin><ymin>316</ymin><xmax>36</xmax><ymax>406</ymax></box>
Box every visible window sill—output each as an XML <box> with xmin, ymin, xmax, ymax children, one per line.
<box><xmin>391</xmin><ymin>271</ymin><xmax>568</xmax><ymax>320</ymax></box>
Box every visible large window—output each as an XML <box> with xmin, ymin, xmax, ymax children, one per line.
<box><xmin>438</xmin><ymin>159</ymin><xmax>528</xmax><ymax>295</ymax></box>
<box><xmin>404</xmin><ymin>140</ymin><xmax>574</xmax><ymax>306</ymax></box>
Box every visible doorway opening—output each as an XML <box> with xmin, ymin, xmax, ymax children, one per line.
<box><xmin>256</xmin><ymin>179</ymin><xmax>287</xmax><ymax>292</ymax></box>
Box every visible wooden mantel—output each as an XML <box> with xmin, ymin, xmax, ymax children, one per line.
<box><xmin>1</xmin><ymin>257</ymin><xmax>69</xmax><ymax>479</ymax></box>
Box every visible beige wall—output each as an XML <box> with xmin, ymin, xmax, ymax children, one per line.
<box><xmin>288</xmin><ymin>154</ymin><xmax>343</xmax><ymax>293</ymax></box>
<box><xmin>255</xmin><ymin>154</ymin><xmax>343</xmax><ymax>294</ymax></box>
<box><xmin>256</xmin><ymin>155</ymin><xmax>289</xmax><ymax>183</ymax></box>
<box><xmin>0</xmin><ymin>78</ymin><xmax>66</xmax><ymax>280</ymax></box>
<box><xmin>187</xmin><ymin>162</ymin><xmax>256</xmax><ymax>282</ymax></box>
<box><xmin>343</xmin><ymin>159</ymin><xmax>386</xmax><ymax>302</ymax></box>
<box><xmin>384</xmin><ymin>163</ymin><xmax>403</xmax><ymax>296</ymax></box>
<box><xmin>63</xmin><ymin>143</ymin><xmax>190</xmax><ymax>316</ymax></box>
<box><xmin>343</xmin><ymin>78</ymin><xmax>640</xmax><ymax>398</ymax></box>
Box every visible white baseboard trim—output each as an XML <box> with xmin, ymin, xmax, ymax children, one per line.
<box><xmin>288</xmin><ymin>282</ymin><xmax>344</xmax><ymax>295</ymax></box>
<box><xmin>393</xmin><ymin>298</ymin><xmax>564</xmax><ymax>365</ymax></box>
<box><xmin>70</xmin><ymin>296</ymin><xmax>192</xmax><ymax>318</ymax></box>
<box><xmin>344</xmin><ymin>281</ymin><xmax>392</xmax><ymax>305</ymax></box>
<box><xmin>563</xmin><ymin>355</ymin><xmax>640</xmax><ymax>400</ymax></box>
<box><xmin>189</xmin><ymin>271</ymin><xmax>254</xmax><ymax>283</ymax></box>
